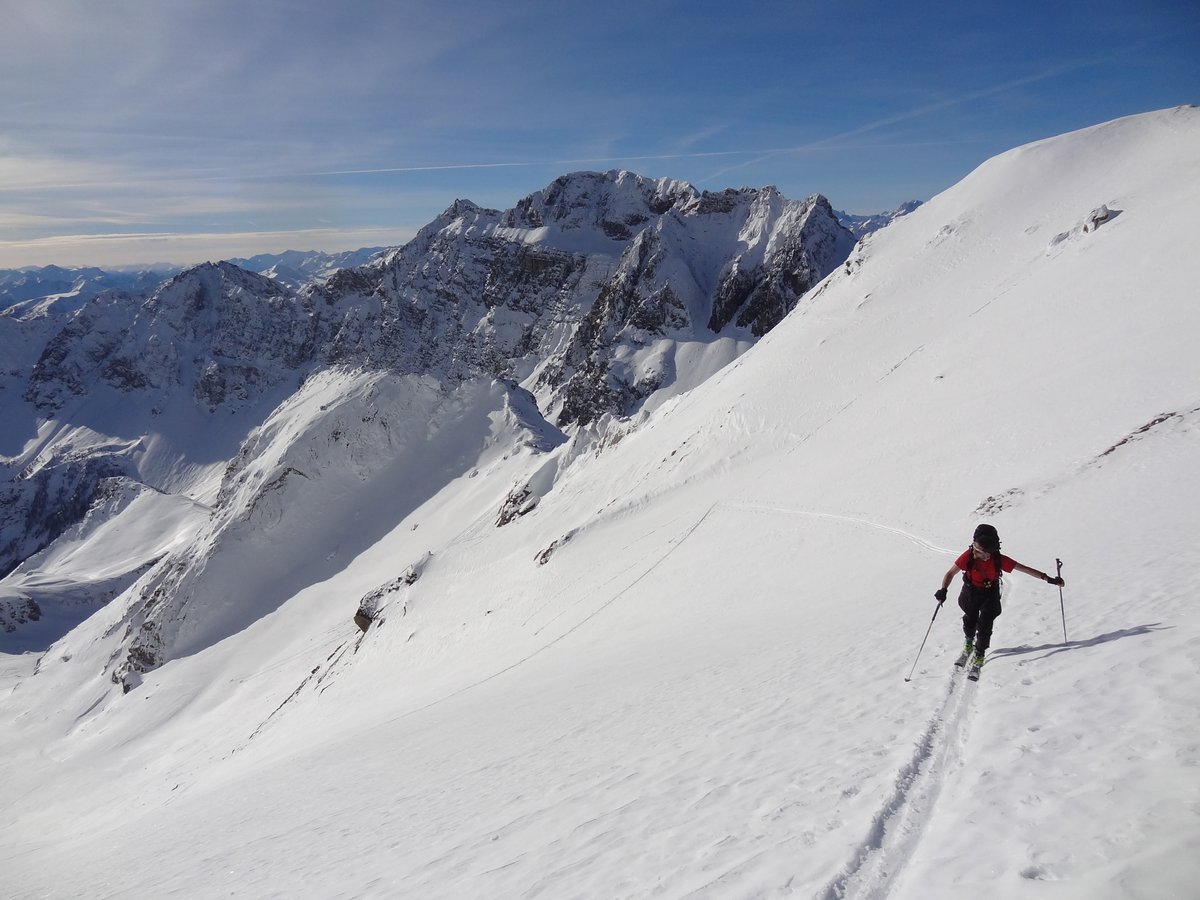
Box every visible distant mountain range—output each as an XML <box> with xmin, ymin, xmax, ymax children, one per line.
<box><xmin>0</xmin><ymin>203</ymin><xmax>921</xmax><ymax>314</ymax></box>
<box><xmin>225</xmin><ymin>247</ymin><xmax>388</xmax><ymax>289</ymax></box>
<box><xmin>0</xmin><ymin>247</ymin><xmax>389</xmax><ymax>314</ymax></box>
<box><xmin>0</xmin><ymin>265</ymin><xmax>176</xmax><ymax>315</ymax></box>
<box><xmin>833</xmin><ymin>201</ymin><xmax>924</xmax><ymax>237</ymax></box>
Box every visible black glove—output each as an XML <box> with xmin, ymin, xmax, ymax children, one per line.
<box><xmin>934</xmin><ymin>588</ymin><xmax>947</xmax><ymax>603</ymax></box>
<box><xmin>1045</xmin><ymin>575</ymin><xmax>1065</xmax><ymax>587</ymax></box>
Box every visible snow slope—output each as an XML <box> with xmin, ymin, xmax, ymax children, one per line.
<box><xmin>2</xmin><ymin>107</ymin><xmax>1199</xmax><ymax>899</ymax></box>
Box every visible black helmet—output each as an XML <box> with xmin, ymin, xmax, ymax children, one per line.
<box><xmin>973</xmin><ymin>523</ymin><xmax>1001</xmax><ymax>553</ymax></box>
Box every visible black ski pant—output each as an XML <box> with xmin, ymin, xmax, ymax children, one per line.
<box><xmin>959</xmin><ymin>583</ymin><xmax>1002</xmax><ymax>654</ymax></box>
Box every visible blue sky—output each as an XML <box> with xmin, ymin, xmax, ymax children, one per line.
<box><xmin>1</xmin><ymin>0</ymin><xmax>1196</xmax><ymax>268</ymax></box>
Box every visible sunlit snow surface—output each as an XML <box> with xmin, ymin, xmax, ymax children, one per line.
<box><xmin>3</xmin><ymin>107</ymin><xmax>1199</xmax><ymax>899</ymax></box>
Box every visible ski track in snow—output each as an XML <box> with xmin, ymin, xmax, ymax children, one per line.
<box><xmin>266</xmin><ymin>501</ymin><xmax>949</xmax><ymax>757</ymax></box>
<box><xmin>723</xmin><ymin>503</ymin><xmax>954</xmax><ymax>556</ymax></box>
<box><xmin>820</xmin><ymin>670</ymin><xmax>977</xmax><ymax>900</ymax></box>
<box><xmin>362</xmin><ymin>503</ymin><xmax>726</xmax><ymax>732</ymax></box>
<box><xmin>245</xmin><ymin>504</ymin><xmax>723</xmax><ymax>746</ymax></box>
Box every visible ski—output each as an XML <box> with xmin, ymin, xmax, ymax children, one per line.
<box><xmin>954</xmin><ymin>642</ymin><xmax>983</xmax><ymax>680</ymax></box>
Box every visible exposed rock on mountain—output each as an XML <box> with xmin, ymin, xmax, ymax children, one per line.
<box><xmin>541</xmin><ymin>188</ymin><xmax>851</xmax><ymax>424</ymax></box>
<box><xmin>500</xmin><ymin>171</ymin><xmax>693</xmax><ymax>235</ymax></box>
<box><xmin>0</xmin><ymin>461</ymin><xmax>129</xmax><ymax>579</ymax></box>
<box><xmin>25</xmin><ymin>263</ymin><xmax>308</xmax><ymax>413</ymax></box>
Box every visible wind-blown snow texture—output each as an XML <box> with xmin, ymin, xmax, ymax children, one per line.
<box><xmin>2</xmin><ymin>109</ymin><xmax>1199</xmax><ymax>899</ymax></box>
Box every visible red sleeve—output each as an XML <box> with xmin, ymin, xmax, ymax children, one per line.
<box><xmin>1000</xmin><ymin>554</ymin><xmax>1016</xmax><ymax>573</ymax></box>
<box><xmin>954</xmin><ymin>550</ymin><xmax>970</xmax><ymax>570</ymax></box>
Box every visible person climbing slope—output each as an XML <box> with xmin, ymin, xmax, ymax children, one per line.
<box><xmin>934</xmin><ymin>524</ymin><xmax>1065</xmax><ymax>679</ymax></box>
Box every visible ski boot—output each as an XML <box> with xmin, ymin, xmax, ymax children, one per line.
<box><xmin>954</xmin><ymin>639</ymin><xmax>974</xmax><ymax>668</ymax></box>
<box><xmin>967</xmin><ymin>651</ymin><xmax>985</xmax><ymax>681</ymax></box>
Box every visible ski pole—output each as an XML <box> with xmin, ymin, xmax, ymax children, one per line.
<box><xmin>904</xmin><ymin>599</ymin><xmax>944</xmax><ymax>682</ymax></box>
<box><xmin>1056</xmin><ymin>558</ymin><xmax>1067</xmax><ymax>643</ymax></box>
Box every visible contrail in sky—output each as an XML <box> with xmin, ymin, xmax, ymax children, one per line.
<box><xmin>311</xmin><ymin>59</ymin><xmax>1107</xmax><ymax>182</ymax></box>
<box><xmin>702</xmin><ymin>59</ymin><xmax>1108</xmax><ymax>180</ymax></box>
<box><xmin>307</xmin><ymin>142</ymin><xmax>978</xmax><ymax>179</ymax></box>
<box><xmin>310</xmin><ymin>150</ymin><xmax>759</xmax><ymax>178</ymax></box>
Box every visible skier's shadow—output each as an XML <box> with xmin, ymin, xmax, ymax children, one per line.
<box><xmin>990</xmin><ymin>623</ymin><xmax>1167</xmax><ymax>663</ymax></box>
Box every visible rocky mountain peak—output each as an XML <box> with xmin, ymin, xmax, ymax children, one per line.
<box><xmin>148</xmin><ymin>261</ymin><xmax>291</xmax><ymax>315</ymax></box>
<box><xmin>26</xmin><ymin>259</ymin><xmax>307</xmax><ymax>414</ymax></box>
<box><xmin>501</xmin><ymin>170</ymin><xmax>697</xmax><ymax>239</ymax></box>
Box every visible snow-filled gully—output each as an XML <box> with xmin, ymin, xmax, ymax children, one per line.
<box><xmin>820</xmin><ymin>673</ymin><xmax>976</xmax><ymax>900</ymax></box>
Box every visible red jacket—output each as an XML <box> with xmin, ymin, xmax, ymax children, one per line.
<box><xmin>956</xmin><ymin>550</ymin><xmax>1015</xmax><ymax>588</ymax></box>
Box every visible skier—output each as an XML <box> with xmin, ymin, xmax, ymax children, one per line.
<box><xmin>934</xmin><ymin>524</ymin><xmax>1064</xmax><ymax>679</ymax></box>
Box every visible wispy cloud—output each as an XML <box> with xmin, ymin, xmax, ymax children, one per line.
<box><xmin>0</xmin><ymin>226</ymin><xmax>419</xmax><ymax>269</ymax></box>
